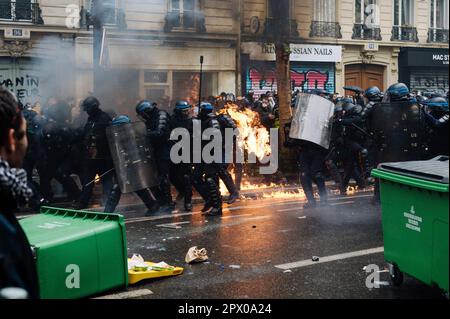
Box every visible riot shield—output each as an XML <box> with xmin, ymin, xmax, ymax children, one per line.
<box><xmin>106</xmin><ymin>122</ymin><xmax>159</xmax><ymax>193</ymax></box>
<box><xmin>289</xmin><ymin>93</ymin><xmax>335</xmax><ymax>149</ymax></box>
<box><xmin>370</xmin><ymin>101</ymin><xmax>423</xmax><ymax>162</ymax></box>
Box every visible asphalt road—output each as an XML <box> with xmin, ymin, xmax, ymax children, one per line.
<box><xmin>94</xmin><ymin>191</ymin><xmax>445</xmax><ymax>299</ymax></box>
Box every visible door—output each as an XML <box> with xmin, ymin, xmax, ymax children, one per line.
<box><xmin>345</xmin><ymin>64</ymin><xmax>385</xmax><ymax>95</ymax></box>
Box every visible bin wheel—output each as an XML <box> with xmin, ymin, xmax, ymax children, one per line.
<box><xmin>390</xmin><ymin>265</ymin><xmax>403</xmax><ymax>287</ymax></box>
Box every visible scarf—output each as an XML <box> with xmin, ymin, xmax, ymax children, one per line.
<box><xmin>0</xmin><ymin>158</ymin><xmax>33</xmax><ymax>202</ymax></box>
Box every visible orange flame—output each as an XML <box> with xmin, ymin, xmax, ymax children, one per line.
<box><xmin>217</xmin><ymin>103</ymin><xmax>272</xmax><ymax>161</ymax></box>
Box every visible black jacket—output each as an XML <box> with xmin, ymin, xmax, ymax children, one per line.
<box><xmin>0</xmin><ymin>187</ymin><xmax>40</xmax><ymax>299</ymax></box>
<box><xmin>83</xmin><ymin>109</ymin><xmax>112</xmax><ymax>160</ymax></box>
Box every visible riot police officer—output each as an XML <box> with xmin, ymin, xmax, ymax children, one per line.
<box><xmin>216</xmin><ymin>111</ymin><xmax>240</xmax><ymax>204</ymax></box>
<box><xmin>22</xmin><ymin>105</ymin><xmax>48</xmax><ymax>210</ymax></box>
<box><xmin>192</xmin><ymin>102</ymin><xmax>223</xmax><ymax>216</ymax></box>
<box><xmin>423</xmin><ymin>97</ymin><xmax>449</xmax><ymax>157</ymax></box>
<box><xmin>75</xmin><ymin>96</ymin><xmax>113</xmax><ymax>209</ymax></box>
<box><xmin>336</xmin><ymin>102</ymin><xmax>367</xmax><ymax>194</ymax></box>
<box><xmin>169</xmin><ymin>101</ymin><xmax>195</xmax><ymax>212</ymax></box>
<box><xmin>136</xmin><ymin>100</ymin><xmax>174</xmax><ymax>213</ymax></box>
<box><xmin>104</xmin><ymin>115</ymin><xmax>161</xmax><ymax>214</ymax></box>
<box><xmin>40</xmin><ymin>118</ymin><xmax>81</xmax><ymax>203</ymax></box>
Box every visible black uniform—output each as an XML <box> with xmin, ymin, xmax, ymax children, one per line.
<box><xmin>39</xmin><ymin>118</ymin><xmax>81</xmax><ymax>202</ymax></box>
<box><xmin>337</xmin><ymin>112</ymin><xmax>367</xmax><ymax>193</ymax></box>
<box><xmin>169</xmin><ymin>110</ymin><xmax>195</xmax><ymax>211</ymax></box>
<box><xmin>216</xmin><ymin>113</ymin><xmax>239</xmax><ymax>203</ymax></box>
<box><xmin>143</xmin><ymin>108</ymin><xmax>174</xmax><ymax>209</ymax></box>
<box><xmin>77</xmin><ymin>108</ymin><xmax>113</xmax><ymax>209</ymax></box>
<box><xmin>297</xmin><ymin>140</ymin><xmax>328</xmax><ymax>207</ymax></box>
<box><xmin>22</xmin><ymin>109</ymin><xmax>48</xmax><ymax>209</ymax></box>
<box><xmin>192</xmin><ymin>112</ymin><xmax>223</xmax><ymax>215</ymax></box>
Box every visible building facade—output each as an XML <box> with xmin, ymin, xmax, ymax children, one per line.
<box><xmin>240</xmin><ymin>0</ymin><xmax>449</xmax><ymax>96</ymax></box>
<box><xmin>0</xmin><ymin>0</ymin><xmax>448</xmax><ymax>113</ymax></box>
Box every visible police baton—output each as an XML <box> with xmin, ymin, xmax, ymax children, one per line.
<box><xmin>84</xmin><ymin>168</ymin><xmax>115</xmax><ymax>187</ymax></box>
<box><xmin>351</xmin><ymin>123</ymin><xmax>372</xmax><ymax>138</ymax></box>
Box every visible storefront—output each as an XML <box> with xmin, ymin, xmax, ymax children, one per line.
<box><xmin>399</xmin><ymin>48</ymin><xmax>449</xmax><ymax>93</ymax></box>
<box><xmin>75</xmin><ymin>36</ymin><xmax>236</xmax><ymax>115</ymax></box>
<box><xmin>241</xmin><ymin>43</ymin><xmax>342</xmax><ymax>97</ymax></box>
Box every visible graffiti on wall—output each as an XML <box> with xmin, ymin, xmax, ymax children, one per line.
<box><xmin>0</xmin><ymin>74</ymin><xmax>40</xmax><ymax>102</ymax></box>
<box><xmin>246</xmin><ymin>64</ymin><xmax>335</xmax><ymax>97</ymax></box>
<box><xmin>410</xmin><ymin>73</ymin><xmax>449</xmax><ymax>92</ymax></box>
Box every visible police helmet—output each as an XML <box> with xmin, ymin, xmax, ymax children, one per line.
<box><xmin>111</xmin><ymin>115</ymin><xmax>131</xmax><ymax>126</ymax></box>
<box><xmin>135</xmin><ymin>100</ymin><xmax>155</xmax><ymax>115</ymax></box>
<box><xmin>386</xmin><ymin>83</ymin><xmax>410</xmax><ymax>101</ymax></box>
<box><xmin>426</xmin><ymin>97</ymin><xmax>449</xmax><ymax>112</ymax></box>
<box><xmin>175</xmin><ymin>100</ymin><xmax>191</xmax><ymax>110</ymax></box>
<box><xmin>81</xmin><ymin>96</ymin><xmax>100</xmax><ymax>113</ymax></box>
<box><xmin>364</xmin><ymin>86</ymin><xmax>382</xmax><ymax>101</ymax></box>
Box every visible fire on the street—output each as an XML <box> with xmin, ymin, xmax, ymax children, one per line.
<box><xmin>217</xmin><ymin>102</ymin><xmax>272</xmax><ymax>161</ymax></box>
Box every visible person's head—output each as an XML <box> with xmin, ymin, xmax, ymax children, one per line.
<box><xmin>425</xmin><ymin>96</ymin><xmax>449</xmax><ymax>117</ymax></box>
<box><xmin>174</xmin><ymin>100</ymin><xmax>192</xmax><ymax>119</ymax></box>
<box><xmin>81</xmin><ymin>96</ymin><xmax>101</xmax><ymax>116</ymax></box>
<box><xmin>364</xmin><ymin>86</ymin><xmax>383</xmax><ymax>103</ymax></box>
<box><xmin>111</xmin><ymin>115</ymin><xmax>132</xmax><ymax>126</ymax></box>
<box><xmin>385</xmin><ymin>83</ymin><xmax>410</xmax><ymax>102</ymax></box>
<box><xmin>0</xmin><ymin>88</ymin><xmax>28</xmax><ymax>168</ymax></box>
<box><xmin>135</xmin><ymin>100</ymin><xmax>157</xmax><ymax>121</ymax></box>
<box><xmin>198</xmin><ymin>102</ymin><xmax>213</xmax><ymax>120</ymax></box>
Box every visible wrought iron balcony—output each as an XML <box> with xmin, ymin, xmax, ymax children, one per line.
<box><xmin>0</xmin><ymin>1</ymin><xmax>43</xmax><ymax>24</ymax></box>
<box><xmin>164</xmin><ymin>11</ymin><xmax>206</xmax><ymax>32</ymax></box>
<box><xmin>263</xmin><ymin>18</ymin><xmax>299</xmax><ymax>39</ymax></box>
<box><xmin>391</xmin><ymin>26</ymin><xmax>418</xmax><ymax>42</ymax></box>
<box><xmin>310</xmin><ymin>21</ymin><xmax>342</xmax><ymax>38</ymax></box>
<box><xmin>352</xmin><ymin>24</ymin><xmax>382</xmax><ymax>40</ymax></box>
<box><xmin>427</xmin><ymin>28</ymin><xmax>449</xmax><ymax>43</ymax></box>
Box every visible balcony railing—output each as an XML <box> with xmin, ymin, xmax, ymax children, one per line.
<box><xmin>428</xmin><ymin>28</ymin><xmax>449</xmax><ymax>43</ymax></box>
<box><xmin>391</xmin><ymin>26</ymin><xmax>418</xmax><ymax>42</ymax></box>
<box><xmin>310</xmin><ymin>21</ymin><xmax>342</xmax><ymax>38</ymax></box>
<box><xmin>0</xmin><ymin>1</ymin><xmax>43</xmax><ymax>24</ymax></box>
<box><xmin>263</xmin><ymin>18</ymin><xmax>299</xmax><ymax>39</ymax></box>
<box><xmin>164</xmin><ymin>11</ymin><xmax>206</xmax><ymax>32</ymax></box>
<box><xmin>352</xmin><ymin>24</ymin><xmax>382</xmax><ymax>40</ymax></box>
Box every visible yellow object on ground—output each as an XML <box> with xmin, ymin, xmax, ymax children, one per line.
<box><xmin>128</xmin><ymin>260</ymin><xmax>184</xmax><ymax>285</ymax></box>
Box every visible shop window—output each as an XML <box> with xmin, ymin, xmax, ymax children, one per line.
<box><xmin>429</xmin><ymin>0</ymin><xmax>449</xmax><ymax>43</ymax></box>
<box><xmin>391</xmin><ymin>0</ymin><xmax>418</xmax><ymax>41</ymax></box>
<box><xmin>310</xmin><ymin>0</ymin><xmax>341</xmax><ymax>38</ymax></box>
<box><xmin>352</xmin><ymin>0</ymin><xmax>381</xmax><ymax>40</ymax></box>
<box><xmin>142</xmin><ymin>70</ymin><xmax>170</xmax><ymax>106</ymax></box>
<box><xmin>172</xmin><ymin>72</ymin><xmax>216</xmax><ymax>106</ymax></box>
<box><xmin>0</xmin><ymin>0</ymin><xmax>42</xmax><ymax>23</ymax></box>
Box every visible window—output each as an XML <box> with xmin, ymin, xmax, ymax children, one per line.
<box><xmin>430</xmin><ymin>0</ymin><xmax>449</xmax><ymax>29</ymax></box>
<box><xmin>355</xmin><ymin>0</ymin><xmax>379</xmax><ymax>27</ymax></box>
<box><xmin>167</xmin><ymin>0</ymin><xmax>198</xmax><ymax>29</ymax></box>
<box><xmin>267</xmin><ymin>0</ymin><xmax>293</xmax><ymax>19</ymax></box>
<box><xmin>87</xmin><ymin>0</ymin><xmax>117</xmax><ymax>25</ymax></box>
<box><xmin>313</xmin><ymin>0</ymin><xmax>336</xmax><ymax>23</ymax></box>
<box><xmin>0</xmin><ymin>0</ymin><xmax>33</xmax><ymax>21</ymax></box>
<box><xmin>393</xmin><ymin>0</ymin><xmax>414</xmax><ymax>27</ymax></box>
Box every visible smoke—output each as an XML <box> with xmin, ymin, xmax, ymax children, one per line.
<box><xmin>1</xmin><ymin>0</ymin><xmax>225</xmax><ymax>122</ymax></box>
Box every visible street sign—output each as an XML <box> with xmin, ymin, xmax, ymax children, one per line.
<box><xmin>4</xmin><ymin>28</ymin><xmax>31</xmax><ymax>39</ymax></box>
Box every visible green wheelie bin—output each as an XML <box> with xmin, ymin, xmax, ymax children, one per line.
<box><xmin>372</xmin><ymin>156</ymin><xmax>449</xmax><ymax>293</ymax></box>
<box><xmin>19</xmin><ymin>207</ymin><xmax>129</xmax><ymax>299</ymax></box>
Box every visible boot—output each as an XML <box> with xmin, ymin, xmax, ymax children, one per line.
<box><xmin>205</xmin><ymin>178</ymin><xmax>222</xmax><ymax>216</ymax></box>
<box><xmin>227</xmin><ymin>192</ymin><xmax>240</xmax><ymax>205</ymax></box>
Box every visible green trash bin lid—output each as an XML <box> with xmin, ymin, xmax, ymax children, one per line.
<box><xmin>377</xmin><ymin>156</ymin><xmax>449</xmax><ymax>184</ymax></box>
